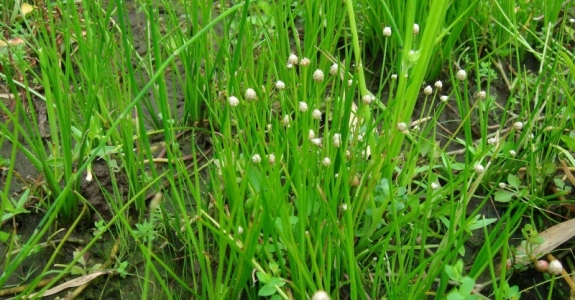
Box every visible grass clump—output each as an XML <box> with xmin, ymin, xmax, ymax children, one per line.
<box><xmin>0</xmin><ymin>0</ymin><xmax>574</xmax><ymax>299</ymax></box>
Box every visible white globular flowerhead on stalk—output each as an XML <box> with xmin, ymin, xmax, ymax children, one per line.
<box><xmin>487</xmin><ymin>136</ymin><xmax>498</xmax><ymax>145</ymax></box>
<box><xmin>237</xmin><ymin>226</ymin><xmax>244</xmax><ymax>235</ymax></box>
<box><xmin>474</xmin><ymin>163</ymin><xmax>484</xmax><ymax>174</ymax></box>
<box><xmin>313</xmin><ymin>69</ymin><xmax>325</xmax><ymax>82</ymax></box>
<box><xmin>312</xmin><ymin>138</ymin><xmax>322</xmax><ymax>147</ymax></box>
<box><xmin>431</xmin><ymin>182</ymin><xmax>440</xmax><ymax>190</ymax></box>
<box><xmin>435</xmin><ymin>81</ymin><xmax>443</xmax><ymax>89</ymax></box>
<box><xmin>288</xmin><ymin>53</ymin><xmax>298</xmax><ymax>65</ymax></box>
<box><xmin>362</xmin><ymin>94</ymin><xmax>375</xmax><ymax>105</ymax></box>
<box><xmin>397</xmin><ymin>122</ymin><xmax>408</xmax><ymax>132</ymax></box>
<box><xmin>476</xmin><ymin>90</ymin><xmax>487</xmax><ymax>100</ymax></box>
<box><xmin>268</xmin><ymin>153</ymin><xmax>276</xmax><ymax>165</ymax></box>
<box><xmin>245</xmin><ymin>88</ymin><xmax>257</xmax><ymax>100</ymax></box>
<box><xmin>275</xmin><ymin>80</ymin><xmax>286</xmax><ymax>90</ymax></box>
<box><xmin>383</xmin><ymin>26</ymin><xmax>392</xmax><ymax>37</ymax></box>
<box><xmin>282</xmin><ymin>115</ymin><xmax>291</xmax><ymax>127</ymax></box>
<box><xmin>286</xmin><ymin>63</ymin><xmax>294</xmax><ymax>69</ymax></box>
<box><xmin>228</xmin><ymin>96</ymin><xmax>239</xmax><ymax>107</ymax></box>
<box><xmin>299</xmin><ymin>101</ymin><xmax>308</xmax><ymax>112</ymax></box>
<box><xmin>440</xmin><ymin>95</ymin><xmax>449</xmax><ymax>102</ymax></box>
<box><xmin>513</xmin><ymin>122</ymin><xmax>524</xmax><ymax>131</ymax></box>
<box><xmin>347</xmin><ymin>79</ymin><xmax>353</xmax><ymax>86</ymax></box>
<box><xmin>300</xmin><ymin>57</ymin><xmax>311</xmax><ymax>67</ymax></box>
<box><xmin>391</xmin><ymin>74</ymin><xmax>398</xmax><ymax>80</ymax></box>
<box><xmin>341</xmin><ymin>203</ymin><xmax>348</xmax><ymax>211</ymax></box>
<box><xmin>509</xmin><ymin>150</ymin><xmax>517</xmax><ymax>157</ymax></box>
<box><xmin>311</xmin><ymin>290</ymin><xmax>330</xmax><ymax>300</ymax></box>
<box><xmin>456</xmin><ymin>70</ymin><xmax>467</xmax><ymax>81</ymax></box>
<box><xmin>413</xmin><ymin>23</ymin><xmax>420</xmax><ymax>35</ymax></box>
<box><xmin>330</xmin><ymin>63</ymin><xmax>339</xmax><ymax>76</ymax></box>
<box><xmin>333</xmin><ymin>133</ymin><xmax>342</xmax><ymax>147</ymax></box>
<box><xmin>252</xmin><ymin>154</ymin><xmax>262</xmax><ymax>164</ymax></box>
<box><xmin>312</xmin><ymin>109</ymin><xmax>322</xmax><ymax>120</ymax></box>
<box><xmin>498</xmin><ymin>182</ymin><xmax>506</xmax><ymax>189</ymax></box>
<box><xmin>308</xmin><ymin>129</ymin><xmax>315</xmax><ymax>140</ymax></box>
<box><xmin>423</xmin><ymin>85</ymin><xmax>433</xmax><ymax>95</ymax></box>
<box><xmin>322</xmin><ymin>157</ymin><xmax>331</xmax><ymax>167</ymax></box>
<box><xmin>548</xmin><ymin>260</ymin><xmax>563</xmax><ymax>275</ymax></box>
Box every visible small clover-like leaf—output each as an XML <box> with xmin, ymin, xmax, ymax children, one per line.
<box><xmin>494</xmin><ymin>190</ymin><xmax>514</xmax><ymax>202</ymax></box>
<box><xmin>507</xmin><ymin>174</ymin><xmax>521</xmax><ymax>189</ymax></box>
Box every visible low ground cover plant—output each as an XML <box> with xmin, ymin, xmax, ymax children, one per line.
<box><xmin>0</xmin><ymin>0</ymin><xmax>574</xmax><ymax>299</ymax></box>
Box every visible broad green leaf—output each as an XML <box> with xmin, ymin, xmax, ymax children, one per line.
<box><xmin>494</xmin><ymin>190</ymin><xmax>514</xmax><ymax>202</ymax></box>
<box><xmin>507</xmin><ymin>174</ymin><xmax>520</xmax><ymax>189</ymax></box>
<box><xmin>459</xmin><ymin>277</ymin><xmax>476</xmax><ymax>295</ymax></box>
<box><xmin>258</xmin><ymin>283</ymin><xmax>276</xmax><ymax>296</ymax></box>
<box><xmin>256</xmin><ymin>271</ymin><xmax>271</xmax><ymax>284</ymax></box>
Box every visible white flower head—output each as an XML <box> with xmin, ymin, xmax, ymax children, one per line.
<box><xmin>282</xmin><ymin>114</ymin><xmax>291</xmax><ymax>127</ymax></box>
<box><xmin>456</xmin><ymin>70</ymin><xmax>467</xmax><ymax>81</ymax></box>
<box><xmin>299</xmin><ymin>101</ymin><xmax>309</xmax><ymax>112</ymax></box>
<box><xmin>423</xmin><ymin>85</ymin><xmax>433</xmax><ymax>95</ymax></box>
<box><xmin>431</xmin><ymin>182</ymin><xmax>440</xmax><ymax>190</ymax></box>
<box><xmin>383</xmin><ymin>26</ymin><xmax>392</xmax><ymax>37</ymax></box>
<box><xmin>435</xmin><ymin>81</ymin><xmax>443</xmax><ymax>89</ymax></box>
<box><xmin>440</xmin><ymin>95</ymin><xmax>449</xmax><ymax>102</ymax></box>
<box><xmin>308</xmin><ymin>129</ymin><xmax>315</xmax><ymax>140</ymax></box>
<box><xmin>288</xmin><ymin>53</ymin><xmax>298</xmax><ymax>65</ymax></box>
<box><xmin>268</xmin><ymin>153</ymin><xmax>276</xmax><ymax>165</ymax></box>
<box><xmin>397</xmin><ymin>122</ymin><xmax>408</xmax><ymax>132</ymax></box>
<box><xmin>275</xmin><ymin>80</ymin><xmax>286</xmax><ymax>90</ymax></box>
<box><xmin>228</xmin><ymin>96</ymin><xmax>239</xmax><ymax>107</ymax></box>
<box><xmin>413</xmin><ymin>23</ymin><xmax>420</xmax><ymax>35</ymax></box>
<box><xmin>474</xmin><ymin>163</ymin><xmax>484</xmax><ymax>174</ymax></box>
<box><xmin>509</xmin><ymin>150</ymin><xmax>517</xmax><ymax>156</ymax></box>
<box><xmin>476</xmin><ymin>90</ymin><xmax>486</xmax><ymax>100</ymax></box>
<box><xmin>333</xmin><ymin>133</ymin><xmax>342</xmax><ymax>147</ymax></box>
<box><xmin>347</xmin><ymin>79</ymin><xmax>353</xmax><ymax>86</ymax></box>
<box><xmin>391</xmin><ymin>74</ymin><xmax>398</xmax><ymax>80</ymax></box>
<box><xmin>548</xmin><ymin>260</ymin><xmax>563</xmax><ymax>275</ymax></box>
<box><xmin>313</xmin><ymin>69</ymin><xmax>325</xmax><ymax>82</ymax></box>
<box><xmin>570</xmin><ymin>18</ymin><xmax>575</xmax><ymax>24</ymax></box>
<box><xmin>322</xmin><ymin>157</ymin><xmax>331</xmax><ymax>167</ymax></box>
<box><xmin>312</xmin><ymin>109</ymin><xmax>322</xmax><ymax>120</ymax></box>
<box><xmin>487</xmin><ymin>136</ymin><xmax>498</xmax><ymax>145</ymax></box>
<box><xmin>362</xmin><ymin>94</ymin><xmax>375</xmax><ymax>105</ymax></box>
<box><xmin>513</xmin><ymin>122</ymin><xmax>523</xmax><ymax>130</ymax></box>
<box><xmin>252</xmin><ymin>154</ymin><xmax>262</xmax><ymax>164</ymax></box>
<box><xmin>312</xmin><ymin>138</ymin><xmax>322</xmax><ymax>147</ymax></box>
<box><xmin>498</xmin><ymin>182</ymin><xmax>506</xmax><ymax>189</ymax></box>
<box><xmin>330</xmin><ymin>63</ymin><xmax>339</xmax><ymax>76</ymax></box>
<box><xmin>311</xmin><ymin>290</ymin><xmax>330</xmax><ymax>300</ymax></box>
<box><xmin>237</xmin><ymin>226</ymin><xmax>244</xmax><ymax>235</ymax></box>
<box><xmin>341</xmin><ymin>203</ymin><xmax>348</xmax><ymax>211</ymax></box>
<box><xmin>300</xmin><ymin>57</ymin><xmax>311</xmax><ymax>67</ymax></box>
<box><xmin>245</xmin><ymin>88</ymin><xmax>257</xmax><ymax>100</ymax></box>
<box><xmin>286</xmin><ymin>63</ymin><xmax>293</xmax><ymax>69</ymax></box>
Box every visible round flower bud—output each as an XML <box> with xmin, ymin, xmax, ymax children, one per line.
<box><xmin>383</xmin><ymin>27</ymin><xmax>392</xmax><ymax>37</ymax></box>
<box><xmin>474</xmin><ymin>164</ymin><xmax>484</xmax><ymax>174</ymax></box>
<box><xmin>391</xmin><ymin>74</ymin><xmax>398</xmax><ymax>80</ymax></box>
<box><xmin>252</xmin><ymin>154</ymin><xmax>262</xmax><ymax>164</ymax></box>
<box><xmin>513</xmin><ymin>122</ymin><xmax>523</xmax><ymax>130</ymax></box>
<box><xmin>498</xmin><ymin>182</ymin><xmax>506</xmax><ymax>189</ymax></box>
<box><xmin>237</xmin><ymin>226</ymin><xmax>244</xmax><ymax>235</ymax></box>
<box><xmin>362</xmin><ymin>94</ymin><xmax>375</xmax><ymax>105</ymax></box>
<box><xmin>275</xmin><ymin>80</ymin><xmax>286</xmax><ymax>90</ymax></box>
<box><xmin>509</xmin><ymin>150</ymin><xmax>517</xmax><ymax>156</ymax></box>
<box><xmin>534</xmin><ymin>260</ymin><xmax>548</xmax><ymax>272</ymax></box>
<box><xmin>440</xmin><ymin>95</ymin><xmax>449</xmax><ymax>102</ymax></box>
<box><xmin>341</xmin><ymin>203</ymin><xmax>348</xmax><ymax>211</ymax></box>
<box><xmin>333</xmin><ymin>133</ymin><xmax>342</xmax><ymax>147</ymax></box>
<box><xmin>299</xmin><ymin>101</ymin><xmax>308</xmax><ymax>112</ymax></box>
<box><xmin>456</xmin><ymin>70</ymin><xmax>467</xmax><ymax>81</ymax></box>
<box><xmin>347</xmin><ymin>79</ymin><xmax>353</xmax><ymax>86</ymax></box>
<box><xmin>312</xmin><ymin>109</ymin><xmax>322</xmax><ymax>120</ymax></box>
<box><xmin>423</xmin><ymin>85</ymin><xmax>433</xmax><ymax>95</ymax></box>
<box><xmin>431</xmin><ymin>182</ymin><xmax>440</xmax><ymax>190</ymax></box>
<box><xmin>434</xmin><ymin>81</ymin><xmax>443</xmax><ymax>89</ymax></box>
<box><xmin>312</xmin><ymin>138</ymin><xmax>322</xmax><ymax>147</ymax></box>
<box><xmin>268</xmin><ymin>153</ymin><xmax>276</xmax><ymax>165</ymax></box>
<box><xmin>312</xmin><ymin>290</ymin><xmax>330</xmax><ymax>300</ymax></box>
<box><xmin>308</xmin><ymin>129</ymin><xmax>315</xmax><ymax>140</ymax></box>
<box><xmin>476</xmin><ymin>90</ymin><xmax>486</xmax><ymax>100</ymax></box>
<box><xmin>282</xmin><ymin>115</ymin><xmax>290</xmax><ymax>127</ymax></box>
<box><xmin>413</xmin><ymin>23</ymin><xmax>420</xmax><ymax>35</ymax></box>
<box><xmin>548</xmin><ymin>260</ymin><xmax>563</xmax><ymax>275</ymax></box>
<box><xmin>322</xmin><ymin>157</ymin><xmax>331</xmax><ymax>167</ymax></box>
<box><xmin>397</xmin><ymin>122</ymin><xmax>407</xmax><ymax>132</ymax></box>
<box><xmin>228</xmin><ymin>96</ymin><xmax>239</xmax><ymax>107</ymax></box>
<box><xmin>288</xmin><ymin>53</ymin><xmax>298</xmax><ymax>65</ymax></box>
<box><xmin>300</xmin><ymin>57</ymin><xmax>311</xmax><ymax>67</ymax></box>
<box><xmin>330</xmin><ymin>63</ymin><xmax>339</xmax><ymax>76</ymax></box>
<box><xmin>313</xmin><ymin>69</ymin><xmax>325</xmax><ymax>82</ymax></box>
<box><xmin>245</xmin><ymin>88</ymin><xmax>257</xmax><ymax>100</ymax></box>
